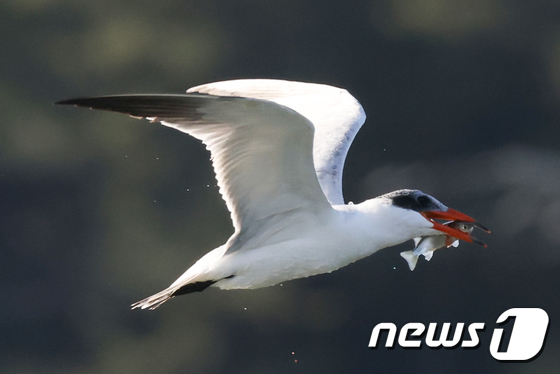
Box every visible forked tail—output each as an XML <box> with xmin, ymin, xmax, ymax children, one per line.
<box><xmin>131</xmin><ymin>280</ymin><xmax>218</xmax><ymax>310</ymax></box>
<box><xmin>399</xmin><ymin>250</ymin><xmax>418</xmax><ymax>271</ymax></box>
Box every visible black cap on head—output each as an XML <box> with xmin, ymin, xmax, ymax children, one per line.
<box><xmin>381</xmin><ymin>189</ymin><xmax>447</xmax><ymax>213</ymax></box>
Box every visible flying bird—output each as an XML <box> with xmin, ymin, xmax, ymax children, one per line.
<box><xmin>57</xmin><ymin>79</ymin><xmax>488</xmax><ymax>309</ymax></box>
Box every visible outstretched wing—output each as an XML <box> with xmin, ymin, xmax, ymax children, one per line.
<box><xmin>57</xmin><ymin>93</ymin><xmax>332</xmax><ymax>237</ymax></box>
<box><xmin>188</xmin><ymin>79</ymin><xmax>366</xmax><ymax>205</ymax></box>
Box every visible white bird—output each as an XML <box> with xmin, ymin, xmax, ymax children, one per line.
<box><xmin>57</xmin><ymin>79</ymin><xmax>487</xmax><ymax>309</ymax></box>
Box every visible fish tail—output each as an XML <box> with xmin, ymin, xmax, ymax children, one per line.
<box><xmin>400</xmin><ymin>250</ymin><xmax>418</xmax><ymax>271</ymax></box>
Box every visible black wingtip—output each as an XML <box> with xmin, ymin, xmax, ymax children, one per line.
<box><xmin>54</xmin><ymin>95</ymin><xmax>160</xmax><ymax>117</ymax></box>
<box><xmin>55</xmin><ymin>97</ymin><xmax>110</xmax><ymax>108</ymax></box>
<box><xmin>54</xmin><ymin>99</ymin><xmax>74</xmax><ymax>106</ymax></box>
<box><xmin>55</xmin><ymin>93</ymin><xmax>235</xmax><ymax>121</ymax></box>
<box><xmin>55</xmin><ymin>99</ymin><xmax>75</xmax><ymax>106</ymax></box>
<box><xmin>55</xmin><ymin>97</ymin><xmax>104</xmax><ymax>109</ymax></box>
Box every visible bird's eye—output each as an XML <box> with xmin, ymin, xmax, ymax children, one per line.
<box><xmin>417</xmin><ymin>195</ymin><xmax>431</xmax><ymax>206</ymax></box>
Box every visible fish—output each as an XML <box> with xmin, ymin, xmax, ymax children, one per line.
<box><xmin>400</xmin><ymin>221</ymin><xmax>484</xmax><ymax>271</ymax></box>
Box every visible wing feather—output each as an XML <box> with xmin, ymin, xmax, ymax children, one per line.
<box><xmin>188</xmin><ymin>79</ymin><xmax>366</xmax><ymax>205</ymax></box>
<box><xmin>57</xmin><ymin>94</ymin><xmax>332</xmax><ymax>237</ymax></box>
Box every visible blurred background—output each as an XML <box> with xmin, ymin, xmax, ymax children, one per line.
<box><xmin>1</xmin><ymin>0</ymin><xmax>560</xmax><ymax>373</ymax></box>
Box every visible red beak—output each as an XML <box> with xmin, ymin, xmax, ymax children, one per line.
<box><xmin>421</xmin><ymin>209</ymin><xmax>490</xmax><ymax>247</ymax></box>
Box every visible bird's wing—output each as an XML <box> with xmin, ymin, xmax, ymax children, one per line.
<box><xmin>188</xmin><ymin>79</ymin><xmax>366</xmax><ymax>205</ymax></box>
<box><xmin>57</xmin><ymin>93</ymin><xmax>333</xmax><ymax>237</ymax></box>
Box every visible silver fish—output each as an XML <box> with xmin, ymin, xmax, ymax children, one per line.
<box><xmin>400</xmin><ymin>222</ymin><xmax>475</xmax><ymax>271</ymax></box>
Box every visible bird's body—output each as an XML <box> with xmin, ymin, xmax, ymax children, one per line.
<box><xmin>169</xmin><ymin>199</ymin><xmax>433</xmax><ymax>291</ymax></box>
<box><xmin>57</xmin><ymin>79</ymin><xmax>488</xmax><ymax>309</ymax></box>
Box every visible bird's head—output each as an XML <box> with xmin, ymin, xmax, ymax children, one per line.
<box><xmin>379</xmin><ymin>189</ymin><xmax>489</xmax><ymax>246</ymax></box>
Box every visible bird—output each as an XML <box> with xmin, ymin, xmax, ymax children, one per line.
<box><xmin>57</xmin><ymin>79</ymin><xmax>488</xmax><ymax>309</ymax></box>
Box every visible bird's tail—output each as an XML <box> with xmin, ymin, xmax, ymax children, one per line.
<box><xmin>131</xmin><ymin>279</ymin><xmax>219</xmax><ymax>310</ymax></box>
<box><xmin>400</xmin><ymin>250</ymin><xmax>418</xmax><ymax>271</ymax></box>
<box><xmin>131</xmin><ymin>288</ymin><xmax>176</xmax><ymax>310</ymax></box>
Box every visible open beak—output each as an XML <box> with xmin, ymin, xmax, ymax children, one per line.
<box><xmin>421</xmin><ymin>209</ymin><xmax>490</xmax><ymax>247</ymax></box>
